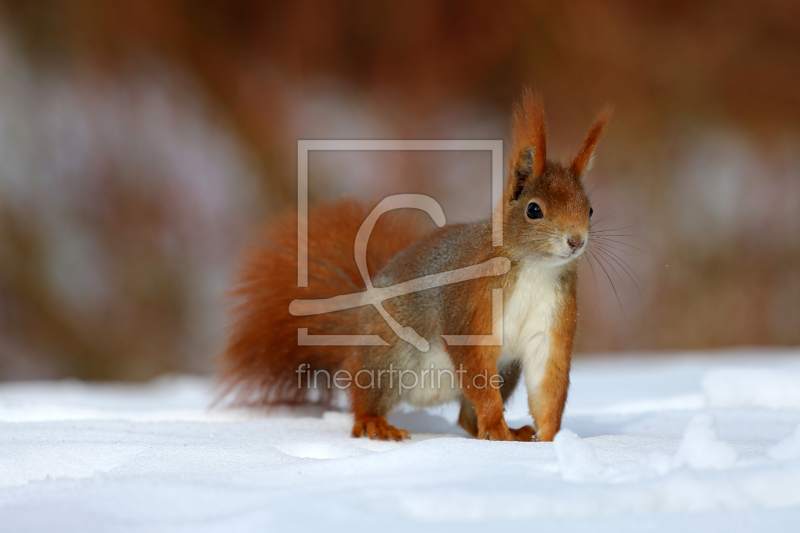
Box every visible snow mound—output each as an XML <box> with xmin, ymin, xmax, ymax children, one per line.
<box><xmin>673</xmin><ymin>414</ymin><xmax>737</xmax><ymax>469</ymax></box>
<box><xmin>554</xmin><ymin>429</ymin><xmax>606</xmax><ymax>481</ymax></box>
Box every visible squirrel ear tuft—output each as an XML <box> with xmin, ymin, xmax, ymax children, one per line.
<box><xmin>507</xmin><ymin>88</ymin><xmax>547</xmax><ymax>202</ymax></box>
<box><xmin>571</xmin><ymin>105</ymin><xmax>612</xmax><ymax>179</ymax></box>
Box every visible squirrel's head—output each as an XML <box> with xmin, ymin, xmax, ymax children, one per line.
<box><xmin>502</xmin><ymin>89</ymin><xmax>610</xmax><ymax>267</ymax></box>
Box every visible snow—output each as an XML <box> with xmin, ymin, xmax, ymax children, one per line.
<box><xmin>2</xmin><ymin>349</ymin><xmax>800</xmax><ymax>532</ymax></box>
<box><xmin>702</xmin><ymin>368</ymin><xmax>800</xmax><ymax>410</ymax></box>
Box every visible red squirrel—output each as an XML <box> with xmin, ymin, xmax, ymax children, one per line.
<box><xmin>217</xmin><ymin>90</ymin><xmax>610</xmax><ymax>442</ymax></box>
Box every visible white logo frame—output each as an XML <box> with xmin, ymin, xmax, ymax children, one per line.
<box><xmin>294</xmin><ymin>140</ymin><xmax>505</xmax><ymax>351</ymax></box>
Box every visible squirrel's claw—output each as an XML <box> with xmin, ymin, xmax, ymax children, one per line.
<box><xmin>478</xmin><ymin>420</ymin><xmax>514</xmax><ymax>441</ymax></box>
<box><xmin>352</xmin><ymin>415</ymin><xmax>410</xmax><ymax>442</ymax></box>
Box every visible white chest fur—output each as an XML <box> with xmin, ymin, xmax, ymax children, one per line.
<box><xmin>399</xmin><ymin>262</ymin><xmax>563</xmax><ymax>408</ymax></box>
<box><xmin>499</xmin><ymin>262</ymin><xmax>563</xmax><ymax>394</ymax></box>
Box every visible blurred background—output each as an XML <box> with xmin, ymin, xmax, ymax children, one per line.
<box><xmin>0</xmin><ymin>0</ymin><xmax>798</xmax><ymax>381</ymax></box>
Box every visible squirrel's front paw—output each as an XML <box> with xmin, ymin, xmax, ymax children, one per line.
<box><xmin>478</xmin><ymin>420</ymin><xmax>514</xmax><ymax>441</ymax></box>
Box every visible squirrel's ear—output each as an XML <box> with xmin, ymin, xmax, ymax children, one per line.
<box><xmin>506</xmin><ymin>88</ymin><xmax>547</xmax><ymax>202</ymax></box>
<box><xmin>570</xmin><ymin>106</ymin><xmax>612</xmax><ymax>179</ymax></box>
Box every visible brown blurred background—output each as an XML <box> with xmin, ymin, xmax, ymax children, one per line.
<box><xmin>0</xmin><ymin>0</ymin><xmax>798</xmax><ymax>381</ymax></box>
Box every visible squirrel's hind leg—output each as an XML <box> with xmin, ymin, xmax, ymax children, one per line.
<box><xmin>348</xmin><ymin>357</ymin><xmax>409</xmax><ymax>441</ymax></box>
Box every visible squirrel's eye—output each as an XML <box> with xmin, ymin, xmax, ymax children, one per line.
<box><xmin>526</xmin><ymin>202</ymin><xmax>543</xmax><ymax>220</ymax></box>
<box><xmin>589</xmin><ymin>207</ymin><xmax>594</xmax><ymax>220</ymax></box>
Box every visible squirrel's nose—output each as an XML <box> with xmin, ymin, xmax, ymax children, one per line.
<box><xmin>567</xmin><ymin>236</ymin><xmax>584</xmax><ymax>250</ymax></box>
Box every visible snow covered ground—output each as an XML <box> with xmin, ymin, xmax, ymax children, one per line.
<box><xmin>2</xmin><ymin>349</ymin><xmax>800</xmax><ymax>532</ymax></box>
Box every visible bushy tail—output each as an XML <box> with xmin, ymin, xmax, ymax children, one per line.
<box><xmin>216</xmin><ymin>198</ymin><xmax>425</xmax><ymax>407</ymax></box>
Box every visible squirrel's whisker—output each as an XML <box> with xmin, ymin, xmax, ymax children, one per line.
<box><xmin>593</xmin><ymin>245</ymin><xmax>643</xmax><ymax>300</ymax></box>
<box><xmin>591</xmin><ymin>236</ymin><xmax>651</xmax><ymax>255</ymax></box>
<box><xmin>589</xmin><ymin>249</ymin><xmax>627</xmax><ymax>320</ymax></box>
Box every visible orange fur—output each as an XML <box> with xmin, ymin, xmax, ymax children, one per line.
<box><xmin>506</xmin><ymin>88</ymin><xmax>548</xmax><ymax>202</ymax></box>
<box><xmin>570</xmin><ymin>106</ymin><xmax>612</xmax><ymax>178</ymax></box>
<box><xmin>531</xmin><ymin>271</ymin><xmax>578</xmax><ymax>441</ymax></box>
<box><xmin>448</xmin><ymin>276</ymin><xmax>510</xmax><ymax>440</ymax></box>
<box><xmin>216</xmin><ymin>198</ymin><xmax>425</xmax><ymax>407</ymax></box>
